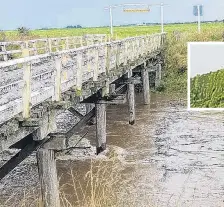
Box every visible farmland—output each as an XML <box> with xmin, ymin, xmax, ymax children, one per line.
<box><xmin>190</xmin><ymin>69</ymin><xmax>224</xmax><ymax>108</ymax></box>
<box><xmin>1</xmin><ymin>22</ymin><xmax>224</xmax><ymax>41</ymax></box>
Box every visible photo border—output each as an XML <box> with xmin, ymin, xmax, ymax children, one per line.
<box><xmin>187</xmin><ymin>42</ymin><xmax>224</xmax><ymax>111</ymax></box>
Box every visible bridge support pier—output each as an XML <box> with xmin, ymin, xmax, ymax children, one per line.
<box><xmin>128</xmin><ymin>83</ymin><xmax>135</xmax><ymax>125</ymax></box>
<box><xmin>95</xmin><ymin>103</ymin><xmax>106</xmax><ymax>155</ymax></box>
<box><xmin>37</xmin><ymin>148</ymin><xmax>60</xmax><ymax>207</ymax></box>
<box><xmin>142</xmin><ymin>68</ymin><xmax>150</xmax><ymax>105</ymax></box>
<box><xmin>155</xmin><ymin>64</ymin><xmax>162</xmax><ymax>89</ymax></box>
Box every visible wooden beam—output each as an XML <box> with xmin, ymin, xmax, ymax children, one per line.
<box><xmin>33</xmin><ymin>109</ymin><xmax>57</xmax><ymax>141</ymax></box>
<box><xmin>109</xmin><ymin>84</ymin><xmax>116</xmax><ymax>94</ymax></box>
<box><xmin>123</xmin><ymin>76</ymin><xmax>141</xmax><ymax>85</ymax></box>
<box><xmin>98</xmin><ymin>94</ymin><xmax>127</xmax><ymax>104</ymax></box>
<box><xmin>0</xmin><ymin>135</ymin><xmax>51</xmax><ymax>180</ymax></box>
<box><xmin>142</xmin><ymin>68</ymin><xmax>150</xmax><ymax>105</ymax></box>
<box><xmin>68</xmin><ymin>107</ymin><xmax>84</xmax><ymax>119</ymax></box>
<box><xmin>128</xmin><ymin>83</ymin><xmax>135</xmax><ymax>125</ymax></box>
<box><xmin>37</xmin><ymin>149</ymin><xmax>60</xmax><ymax>207</ymax></box>
<box><xmin>95</xmin><ymin>103</ymin><xmax>106</xmax><ymax>155</ymax></box>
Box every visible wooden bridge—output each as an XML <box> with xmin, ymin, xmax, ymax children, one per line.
<box><xmin>0</xmin><ymin>32</ymin><xmax>166</xmax><ymax>207</ymax></box>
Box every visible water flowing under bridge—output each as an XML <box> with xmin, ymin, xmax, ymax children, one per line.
<box><xmin>0</xmin><ymin>32</ymin><xmax>166</xmax><ymax>207</ymax></box>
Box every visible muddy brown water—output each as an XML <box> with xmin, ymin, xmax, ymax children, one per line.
<box><xmin>1</xmin><ymin>92</ymin><xmax>224</xmax><ymax>207</ymax></box>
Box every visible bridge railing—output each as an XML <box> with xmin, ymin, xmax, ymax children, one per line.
<box><xmin>0</xmin><ymin>34</ymin><xmax>107</xmax><ymax>61</ymax></box>
<box><xmin>0</xmin><ymin>33</ymin><xmax>166</xmax><ymax>125</ymax></box>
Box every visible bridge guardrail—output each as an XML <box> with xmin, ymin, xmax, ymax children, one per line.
<box><xmin>0</xmin><ymin>34</ymin><xmax>107</xmax><ymax>61</ymax></box>
<box><xmin>0</xmin><ymin>32</ymin><xmax>166</xmax><ymax>125</ymax></box>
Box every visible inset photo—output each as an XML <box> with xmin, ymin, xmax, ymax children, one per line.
<box><xmin>188</xmin><ymin>42</ymin><xmax>224</xmax><ymax>110</ymax></box>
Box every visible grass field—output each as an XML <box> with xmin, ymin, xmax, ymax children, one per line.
<box><xmin>190</xmin><ymin>69</ymin><xmax>224</xmax><ymax>108</ymax></box>
<box><xmin>2</xmin><ymin>22</ymin><xmax>224</xmax><ymax>40</ymax></box>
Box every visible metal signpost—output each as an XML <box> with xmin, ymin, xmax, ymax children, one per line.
<box><xmin>105</xmin><ymin>3</ymin><xmax>166</xmax><ymax>37</ymax></box>
<box><xmin>193</xmin><ymin>5</ymin><xmax>203</xmax><ymax>33</ymax></box>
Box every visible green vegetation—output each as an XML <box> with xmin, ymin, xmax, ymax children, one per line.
<box><xmin>190</xmin><ymin>69</ymin><xmax>224</xmax><ymax>108</ymax></box>
<box><xmin>162</xmin><ymin>25</ymin><xmax>224</xmax><ymax>96</ymax></box>
<box><xmin>1</xmin><ymin>22</ymin><xmax>224</xmax><ymax>40</ymax></box>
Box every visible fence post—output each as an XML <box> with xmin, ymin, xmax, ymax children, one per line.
<box><xmin>1</xmin><ymin>45</ymin><xmax>8</xmax><ymax>61</ymax></box>
<box><xmin>106</xmin><ymin>43</ymin><xmax>111</xmax><ymax>75</ymax></box>
<box><xmin>21</xmin><ymin>46</ymin><xmax>31</xmax><ymax>119</ymax></box>
<box><xmin>54</xmin><ymin>57</ymin><xmax>62</xmax><ymax>102</ymax></box>
<box><xmin>93</xmin><ymin>47</ymin><xmax>99</xmax><ymax>81</ymax></box>
<box><xmin>32</xmin><ymin>41</ymin><xmax>38</xmax><ymax>55</ymax></box>
<box><xmin>48</xmin><ymin>39</ymin><xmax>52</xmax><ymax>53</ymax></box>
<box><xmin>76</xmin><ymin>52</ymin><xmax>83</xmax><ymax>91</ymax></box>
<box><xmin>66</xmin><ymin>37</ymin><xmax>69</xmax><ymax>50</ymax></box>
<box><xmin>116</xmin><ymin>42</ymin><xmax>121</xmax><ymax>69</ymax></box>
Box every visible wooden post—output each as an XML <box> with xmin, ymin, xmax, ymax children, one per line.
<box><xmin>76</xmin><ymin>52</ymin><xmax>83</xmax><ymax>91</ymax></box>
<box><xmin>106</xmin><ymin>44</ymin><xmax>111</xmax><ymax>75</ymax></box>
<box><xmin>155</xmin><ymin>64</ymin><xmax>162</xmax><ymax>88</ymax></box>
<box><xmin>37</xmin><ymin>149</ymin><xmax>60</xmax><ymax>207</ymax></box>
<box><xmin>109</xmin><ymin>84</ymin><xmax>116</xmax><ymax>94</ymax></box>
<box><xmin>66</xmin><ymin>37</ymin><xmax>69</xmax><ymax>50</ymax></box>
<box><xmin>54</xmin><ymin>58</ymin><xmax>62</xmax><ymax>101</ymax></box>
<box><xmin>115</xmin><ymin>42</ymin><xmax>121</xmax><ymax>69</ymax></box>
<box><xmin>22</xmin><ymin>48</ymin><xmax>31</xmax><ymax>119</ymax></box>
<box><xmin>101</xmin><ymin>81</ymin><xmax>109</xmax><ymax>97</ymax></box>
<box><xmin>95</xmin><ymin>103</ymin><xmax>106</xmax><ymax>155</ymax></box>
<box><xmin>80</xmin><ymin>36</ymin><xmax>83</xmax><ymax>47</ymax></box>
<box><xmin>55</xmin><ymin>39</ymin><xmax>59</xmax><ymax>52</ymax></box>
<box><xmin>1</xmin><ymin>45</ymin><xmax>8</xmax><ymax>61</ymax></box>
<box><xmin>128</xmin><ymin>83</ymin><xmax>135</xmax><ymax>125</ymax></box>
<box><xmin>93</xmin><ymin>47</ymin><xmax>99</xmax><ymax>81</ymax></box>
<box><xmin>132</xmin><ymin>40</ymin><xmax>135</xmax><ymax>61</ymax></box>
<box><xmin>124</xmin><ymin>41</ymin><xmax>128</xmax><ymax>65</ymax></box>
<box><xmin>48</xmin><ymin>39</ymin><xmax>52</xmax><ymax>53</ymax></box>
<box><xmin>142</xmin><ymin>67</ymin><xmax>150</xmax><ymax>105</ymax></box>
<box><xmin>32</xmin><ymin>41</ymin><xmax>38</xmax><ymax>55</ymax></box>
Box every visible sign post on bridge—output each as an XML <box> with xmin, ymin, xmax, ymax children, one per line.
<box><xmin>193</xmin><ymin>5</ymin><xmax>203</xmax><ymax>33</ymax></box>
<box><xmin>105</xmin><ymin>3</ymin><xmax>167</xmax><ymax>37</ymax></box>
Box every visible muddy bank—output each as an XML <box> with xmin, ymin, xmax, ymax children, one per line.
<box><xmin>1</xmin><ymin>93</ymin><xmax>224</xmax><ymax>207</ymax></box>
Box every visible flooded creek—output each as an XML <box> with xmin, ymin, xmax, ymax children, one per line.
<box><xmin>1</xmin><ymin>93</ymin><xmax>224</xmax><ymax>207</ymax></box>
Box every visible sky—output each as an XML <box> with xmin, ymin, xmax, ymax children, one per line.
<box><xmin>1</xmin><ymin>0</ymin><xmax>224</xmax><ymax>30</ymax></box>
<box><xmin>190</xmin><ymin>43</ymin><xmax>224</xmax><ymax>77</ymax></box>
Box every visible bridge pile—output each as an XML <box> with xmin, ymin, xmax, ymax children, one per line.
<box><xmin>0</xmin><ymin>32</ymin><xmax>166</xmax><ymax>206</ymax></box>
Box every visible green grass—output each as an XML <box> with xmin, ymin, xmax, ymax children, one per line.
<box><xmin>2</xmin><ymin>22</ymin><xmax>224</xmax><ymax>40</ymax></box>
<box><xmin>190</xmin><ymin>69</ymin><xmax>224</xmax><ymax>108</ymax></box>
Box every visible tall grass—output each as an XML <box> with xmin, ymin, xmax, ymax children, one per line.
<box><xmin>1</xmin><ymin>152</ymin><xmax>127</xmax><ymax>207</ymax></box>
<box><xmin>163</xmin><ymin>28</ymin><xmax>224</xmax><ymax>95</ymax></box>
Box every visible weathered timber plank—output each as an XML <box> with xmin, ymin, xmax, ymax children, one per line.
<box><xmin>0</xmin><ymin>134</ymin><xmax>53</xmax><ymax>180</ymax></box>
<box><xmin>68</xmin><ymin>107</ymin><xmax>84</xmax><ymax>119</ymax></box>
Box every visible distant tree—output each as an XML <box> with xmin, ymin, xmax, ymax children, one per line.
<box><xmin>17</xmin><ymin>27</ymin><xmax>30</xmax><ymax>36</ymax></box>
